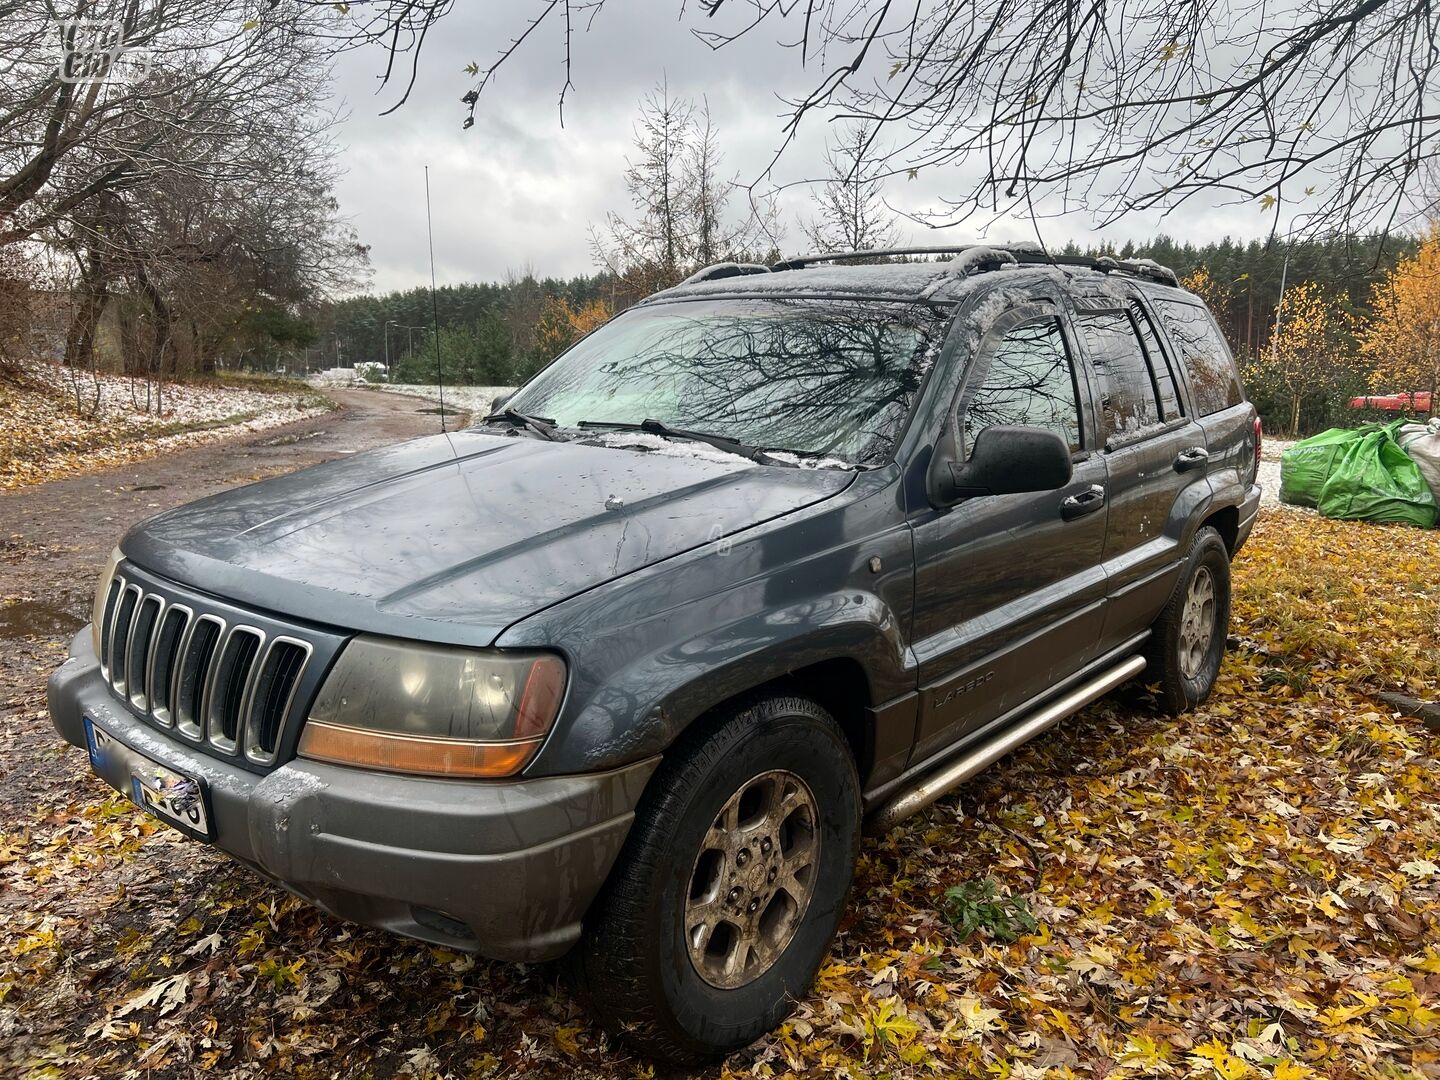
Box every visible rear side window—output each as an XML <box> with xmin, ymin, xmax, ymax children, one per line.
<box><xmin>1076</xmin><ymin>309</ymin><xmax>1164</xmax><ymax>443</ymax></box>
<box><xmin>1130</xmin><ymin>303</ymin><xmax>1184</xmax><ymax>421</ymax></box>
<box><xmin>1153</xmin><ymin>298</ymin><xmax>1244</xmax><ymax>415</ymax></box>
<box><xmin>962</xmin><ymin>316</ymin><xmax>1082</xmax><ymax>454</ymax></box>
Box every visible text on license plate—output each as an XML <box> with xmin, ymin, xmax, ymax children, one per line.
<box><xmin>86</xmin><ymin>719</ymin><xmax>212</xmax><ymax>838</ymax></box>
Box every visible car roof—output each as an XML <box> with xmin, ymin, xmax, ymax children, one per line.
<box><xmin>641</xmin><ymin>246</ymin><xmax>1188</xmax><ymax>308</ymax></box>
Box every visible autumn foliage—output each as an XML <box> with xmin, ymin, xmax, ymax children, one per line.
<box><xmin>1257</xmin><ymin>281</ymin><xmax>1354</xmax><ymax>437</ymax></box>
<box><xmin>1361</xmin><ymin>227</ymin><xmax>1440</xmax><ymax>398</ymax></box>
<box><xmin>5</xmin><ymin>509</ymin><xmax>1438</xmax><ymax>1077</ymax></box>
<box><xmin>532</xmin><ymin>296</ymin><xmax>613</xmax><ymax>366</ymax></box>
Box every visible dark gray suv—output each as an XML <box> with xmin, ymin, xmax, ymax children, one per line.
<box><xmin>48</xmin><ymin>245</ymin><xmax>1261</xmax><ymax>1063</ymax></box>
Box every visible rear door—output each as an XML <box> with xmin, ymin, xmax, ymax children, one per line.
<box><xmin>1146</xmin><ymin>293</ymin><xmax>1258</xmax><ymax>509</ymax></box>
<box><xmin>1068</xmin><ymin>285</ymin><xmax>1210</xmax><ymax>646</ymax></box>
<box><xmin>907</xmin><ymin>296</ymin><xmax>1109</xmax><ymax>765</ymax></box>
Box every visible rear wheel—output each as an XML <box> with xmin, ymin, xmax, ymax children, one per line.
<box><xmin>1147</xmin><ymin>525</ymin><xmax>1231</xmax><ymax>714</ymax></box>
<box><xmin>567</xmin><ymin>694</ymin><xmax>860</xmax><ymax>1064</ymax></box>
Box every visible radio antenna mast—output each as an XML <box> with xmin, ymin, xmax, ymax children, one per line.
<box><xmin>424</xmin><ymin>165</ymin><xmax>447</xmax><ymax>433</ymax></box>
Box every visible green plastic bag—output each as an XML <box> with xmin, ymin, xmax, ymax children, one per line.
<box><xmin>1316</xmin><ymin>423</ymin><xmax>1438</xmax><ymax>528</ymax></box>
<box><xmin>1279</xmin><ymin>423</ymin><xmax>1383</xmax><ymax>507</ymax></box>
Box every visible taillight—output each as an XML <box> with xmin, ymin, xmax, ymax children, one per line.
<box><xmin>1251</xmin><ymin>416</ymin><xmax>1263</xmax><ymax>486</ymax></box>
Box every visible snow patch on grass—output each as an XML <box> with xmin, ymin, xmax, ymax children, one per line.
<box><xmin>1</xmin><ymin>362</ymin><xmax>333</xmax><ymax>490</ymax></box>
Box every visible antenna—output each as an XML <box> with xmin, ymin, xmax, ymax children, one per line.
<box><xmin>424</xmin><ymin>165</ymin><xmax>447</xmax><ymax>433</ymax></box>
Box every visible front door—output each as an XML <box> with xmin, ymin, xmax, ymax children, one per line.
<box><xmin>908</xmin><ymin>299</ymin><xmax>1109</xmax><ymax>766</ymax></box>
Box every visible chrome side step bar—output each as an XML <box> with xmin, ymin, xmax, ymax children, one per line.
<box><xmin>868</xmin><ymin>654</ymin><xmax>1147</xmax><ymax>832</ymax></box>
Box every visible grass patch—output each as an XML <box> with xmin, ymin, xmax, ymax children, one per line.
<box><xmin>940</xmin><ymin>877</ymin><xmax>1041</xmax><ymax>942</ymax></box>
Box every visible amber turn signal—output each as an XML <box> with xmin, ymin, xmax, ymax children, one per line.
<box><xmin>298</xmin><ymin>721</ymin><xmax>544</xmax><ymax>778</ymax></box>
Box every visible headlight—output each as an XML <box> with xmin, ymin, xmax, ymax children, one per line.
<box><xmin>91</xmin><ymin>547</ymin><xmax>123</xmax><ymax>659</ymax></box>
<box><xmin>297</xmin><ymin>636</ymin><xmax>566</xmax><ymax>778</ymax></box>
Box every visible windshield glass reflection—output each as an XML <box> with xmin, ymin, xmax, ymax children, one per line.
<box><xmin>504</xmin><ymin>298</ymin><xmax>944</xmax><ymax>464</ymax></box>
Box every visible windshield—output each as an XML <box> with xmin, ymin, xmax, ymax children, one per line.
<box><xmin>503</xmin><ymin>298</ymin><xmax>944</xmax><ymax>465</ymax></box>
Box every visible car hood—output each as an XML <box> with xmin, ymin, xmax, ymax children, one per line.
<box><xmin>122</xmin><ymin>429</ymin><xmax>854</xmax><ymax>645</ymax></box>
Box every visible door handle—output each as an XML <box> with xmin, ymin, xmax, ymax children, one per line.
<box><xmin>1060</xmin><ymin>484</ymin><xmax>1106</xmax><ymax>521</ymax></box>
<box><xmin>1174</xmin><ymin>446</ymin><xmax>1210</xmax><ymax>472</ymax></box>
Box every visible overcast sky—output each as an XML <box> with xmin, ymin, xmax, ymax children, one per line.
<box><xmin>325</xmin><ymin>5</ymin><xmax>1278</xmax><ymax>296</ymax></box>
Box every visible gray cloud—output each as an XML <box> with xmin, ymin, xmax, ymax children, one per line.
<box><xmin>325</xmin><ymin>4</ymin><xmax>1284</xmax><ymax>293</ymax></box>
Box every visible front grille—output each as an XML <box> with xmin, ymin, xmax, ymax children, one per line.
<box><xmin>96</xmin><ymin>563</ymin><xmax>337</xmax><ymax>769</ymax></box>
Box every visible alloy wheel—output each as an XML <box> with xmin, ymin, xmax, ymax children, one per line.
<box><xmin>683</xmin><ymin>769</ymin><xmax>820</xmax><ymax>989</ymax></box>
<box><xmin>1179</xmin><ymin>565</ymin><xmax>1217</xmax><ymax>679</ymax></box>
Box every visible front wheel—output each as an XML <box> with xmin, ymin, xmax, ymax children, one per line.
<box><xmin>567</xmin><ymin>694</ymin><xmax>861</xmax><ymax>1064</ymax></box>
<box><xmin>1147</xmin><ymin>525</ymin><xmax>1232</xmax><ymax>714</ymax></box>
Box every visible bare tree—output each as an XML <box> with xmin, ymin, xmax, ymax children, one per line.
<box><xmin>598</xmin><ymin>80</ymin><xmax>695</xmax><ymax>288</ymax></box>
<box><xmin>685</xmin><ymin>100</ymin><xmax>783</xmax><ymax>265</ymax></box>
<box><xmin>595</xmin><ymin>84</ymin><xmax>784</xmax><ymax>294</ymax></box>
<box><xmin>2</xmin><ymin>3</ymin><xmax>368</xmax><ymax>384</ymax></box>
<box><xmin>0</xmin><ymin>3</ymin><xmax>334</xmax><ymax>247</ymax></box>
<box><xmin>802</xmin><ymin>121</ymin><xmax>900</xmax><ymax>253</ymax></box>
<box><xmin>316</xmin><ymin>0</ymin><xmax>1440</xmax><ymax>238</ymax></box>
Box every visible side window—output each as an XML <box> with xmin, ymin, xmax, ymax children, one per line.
<box><xmin>1153</xmin><ymin>298</ymin><xmax>1244</xmax><ymax>415</ymax></box>
<box><xmin>961</xmin><ymin>316</ymin><xmax>1082</xmax><ymax>454</ymax></box>
<box><xmin>1076</xmin><ymin>309</ymin><xmax>1162</xmax><ymax>443</ymax></box>
<box><xmin>1130</xmin><ymin>302</ymin><xmax>1184</xmax><ymax>421</ymax></box>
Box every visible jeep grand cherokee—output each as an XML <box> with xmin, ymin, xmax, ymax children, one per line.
<box><xmin>49</xmin><ymin>244</ymin><xmax>1261</xmax><ymax>1062</ymax></box>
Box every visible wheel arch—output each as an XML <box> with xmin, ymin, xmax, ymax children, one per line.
<box><xmin>679</xmin><ymin>656</ymin><xmax>879</xmax><ymax>786</ymax></box>
<box><xmin>1200</xmin><ymin>504</ymin><xmax>1239</xmax><ymax>553</ymax></box>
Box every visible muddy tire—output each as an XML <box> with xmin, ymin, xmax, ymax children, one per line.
<box><xmin>1146</xmin><ymin>525</ymin><xmax>1231</xmax><ymax>715</ymax></box>
<box><xmin>566</xmin><ymin>694</ymin><xmax>861</xmax><ymax>1064</ymax></box>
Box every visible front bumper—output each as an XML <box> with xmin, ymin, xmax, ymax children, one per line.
<box><xmin>48</xmin><ymin>631</ymin><xmax>658</xmax><ymax>962</ymax></box>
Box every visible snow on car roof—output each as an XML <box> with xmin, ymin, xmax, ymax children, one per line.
<box><xmin>644</xmin><ymin>258</ymin><xmax>1172</xmax><ymax>307</ymax></box>
<box><xmin>647</xmin><ymin>260</ymin><xmax>987</xmax><ymax>302</ymax></box>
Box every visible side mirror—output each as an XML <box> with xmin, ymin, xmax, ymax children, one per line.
<box><xmin>928</xmin><ymin>424</ymin><xmax>1073</xmax><ymax>508</ymax></box>
<box><xmin>488</xmin><ymin>391</ymin><xmax>513</xmax><ymax>413</ymax></box>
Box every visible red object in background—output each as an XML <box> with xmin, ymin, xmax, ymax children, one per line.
<box><xmin>1348</xmin><ymin>391</ymin><xmax>1434</xmax><ymax>412</ymax></box>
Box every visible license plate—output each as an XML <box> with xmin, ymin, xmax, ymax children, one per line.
<box><xmin>84</xmin><ymin>717</ymin><xmax>213</xmax><ymax>840</ymax></box>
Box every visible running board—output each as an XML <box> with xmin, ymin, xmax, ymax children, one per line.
<box><xmin>867</xmin><ymin>654</ymin><xmax>1147</xmax><ymax>832</ymax></box>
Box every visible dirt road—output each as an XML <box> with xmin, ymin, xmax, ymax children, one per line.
<box><xmin>0</xmin><ymin>388</ymin><xmax>646</xmax><ymax>1080</ymax></box>
<box><xmin>0</xmin><ymin>388</ymin><xmax>450</xmax><ymax>814</ymax></box>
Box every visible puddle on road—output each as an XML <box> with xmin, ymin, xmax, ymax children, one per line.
<box><xmin>416</xmin><ymin>406</ymin><xmax>463</xmax><ymax>416</ymax></box>
<box><xmin>0</xmin><ymin>600</ymin><xmax>86</xmax><ymax>641</ymax></box>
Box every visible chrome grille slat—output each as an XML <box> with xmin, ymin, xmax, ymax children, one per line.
<box><xmin>245</xmin><ymin>637</ymin><xmax>312</xmax><ymax>765</ymax></box>
<box><xmin>148</xmin><ymin>604</ymin><xmax>191</xmax><ymax>726</ymax></box>
<box><xmin>206</xmin><ymin>627</ymin><xmax>264</xmax><ymax>753</ymax></box>
<box><xmin>127</xmin><ymin>595</ymin><xmax>163</xmax><ymax>710</ymax></box>
<box><xmin>177</xmin><ymin>615</ymin><xmax>224</xmax><ymax>740</ymax></box>
<box><xmin>98</xmin><ymin>577</ymin><xmax>122</xmax><ymax>679</ymax></box>
<box><xmin>96</xmin><ymin>566</ymin><xmax>323</xmax><ymax>772</ymax></box>
<box><xmin>109</xmin><ymin>583</ymin><xmax>140</xmax><ymax>694</ymax></box>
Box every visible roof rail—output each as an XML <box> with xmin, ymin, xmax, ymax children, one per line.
<box><xmin>769</xmin><ymin>243</ymin><xmax>1180</xmax><ymax>288</ymax></box>
<box><xmin>677</xmin><ymin>262</ymin><xmax>772</xmax><ymax>286</ymax></box>
<box><xmin>1043</xmin><ymin>254</ymin><xmax>1180</xmax><ymax>287</ymax></box>
<box><xmin>772</xmin><ymin>243</ymin><xmax>1022</xmax><ymax>270</ymax></box>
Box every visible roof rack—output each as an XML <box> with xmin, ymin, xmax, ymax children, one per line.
<box><xmin>770</xmin><ymin>242</ymin><xmax>1044</xmax><ymax>271</ymax></box>
<box><xmin>677</xmin><ymin>244</ymin><xmax>1181</xmax><ymax>292</ymax></box>
<box><xmin>1041</xmin><ymin>254</ymin><xmax>1180</xmax><ymax>287</ymax></box>
<box><xmin>765</xmin><ymin>243</ymin><xmax>1180</xmax><ymax>288</ymax></box>
<box><xmin>677</xmin><ymin>262</ymin><xmax>773</xmax><ymax>285</ymax></box>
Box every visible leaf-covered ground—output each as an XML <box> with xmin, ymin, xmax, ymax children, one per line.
<box><xmin>2</xmin><ymin>511</ymin><xmax>1437</xmax><ymax>1079</ymax></box>
<box><xmin>0</xmin><ymin>364</ymin><xmax>333</xmax><ymax>491</ymax></box>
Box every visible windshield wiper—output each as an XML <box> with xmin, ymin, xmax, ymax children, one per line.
<box><xmin>484</xmin><ymin>408</ymin><xmax>559</xmax><ymax>441</ymax></box>
<box><xmin>577</xmin><ymin>418</ymin><xmax>792</xmax><ymax>466</ymax></box>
